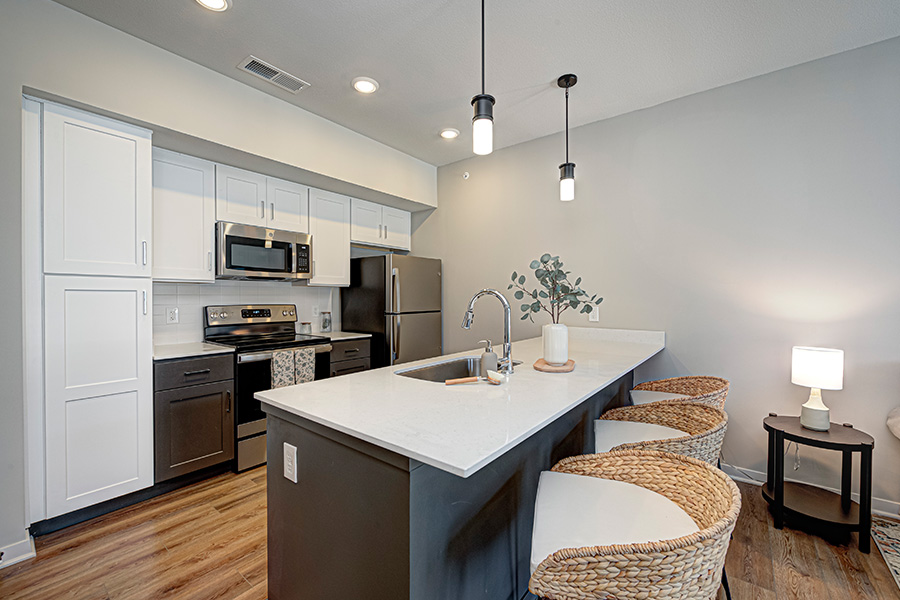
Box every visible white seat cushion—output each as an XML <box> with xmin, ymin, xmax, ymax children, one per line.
<box><xmin>594</xmin><ymin>419</ymin><xmax>688</xmax><ymax>453</ymax></box>
<box><xmin>531</xmin><ymin>471</ymin><xmax>699</xmax><ymax>573</ymax></box>
<box><xmin>630</xmin><ymin>390</ymin><xmax>691</xmax><ymax>405</ymax></box>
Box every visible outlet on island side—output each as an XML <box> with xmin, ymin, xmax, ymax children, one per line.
<box><xmin>283</xmin><ymin>442</ymin><xmax>298</xmax><ymax>483</ymax></box>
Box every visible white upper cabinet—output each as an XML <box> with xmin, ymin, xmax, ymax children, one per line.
<box><xmin>350</xmin><ymin>198</ymin><xmax>383</xmax><ymax>246</ymax></box>
<box><xmin>350</xmin><ymin>198</ymin><xmax>411</xmax><ymax>251</ymax></box>
<box><xmin>44</xmin><ymin>275</ymin><xmax>153</xmax><ymax>518</ymax></box>
<box><xmin>381</xmin><ymin>206</ymin><xmax>412</xmax><ymax>251</ymax></box>
<box><xmin>43</xmin><ymin>103</ymin><xmax>152</xmax><ymax>277</ymax></box>
<box><xmin>152</xmin><ymin>149</ymin><xmax>216</xmax><ymax>282</ymax></box>
<box><xmin>267</xmin><ymin>177</ymin><xmax>310</xmax><ymax>233</ymax></box>
<box><xmin>309</xmin><ymin>188</ymin><xmax>351</xmax><ymax>287</ymax></box>
<box><xmin>215</xmin><ymin>164</ymin><xmax>267</xmax><ymax>227</ymax></box>
<box><xmin>216</xmin><ymin>164</ymin><xmax>309</xmax><ymax>232</ymax></box>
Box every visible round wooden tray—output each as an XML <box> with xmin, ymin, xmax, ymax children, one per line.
<box><xmin>533</xmin><ymin>358</ymin><xmax>575</xmax><ymax>373</ymax></box>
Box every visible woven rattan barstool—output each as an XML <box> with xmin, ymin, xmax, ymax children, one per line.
<box><xmin>596</xmin><ymin>401</ymin><xmax>728</xmax><ymax>465</ymax></box>
<box><xmin>632</xmin><ymin>375</ymin><xmax>730</xmax><ymax>409</ymax></box>
<box><xmin>529</xmin><ymin>450</ymin><xmax>741</xmax><ymax>600</ymax></box>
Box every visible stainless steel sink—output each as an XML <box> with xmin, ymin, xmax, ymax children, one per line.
<box><xmin>395</xmin><ymin>357</ymin><xmax>481</xmax><ymax>383</ymax></box>
<box><xmin>395</xmin><ymin>357</ymin><xmax>523</xmax><ymax>383</ymax></box>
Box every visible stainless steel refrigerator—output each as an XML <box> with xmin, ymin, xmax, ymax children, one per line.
<box><xmin>341</xmin><ymin>255</ymin><xmax>442</xmax><ymax>367</ymax></box>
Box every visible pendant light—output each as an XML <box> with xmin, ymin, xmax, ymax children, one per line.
<box><xmin>471</xmin><ymin>0</ymin><xmax>495</xmax><ymax>155</ymax></box>
<box><xmin>558</xmin><ymin>74</ymin><xmax>577</xmax><ymax>201</ymax></box>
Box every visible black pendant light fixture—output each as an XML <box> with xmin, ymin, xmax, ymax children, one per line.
<box><xmin>558</xmin><ymin>73</ymin><xmax>577</xmax><ymax>201</ymax></box>
<box><xmin>471</xmin><ymin>0</ymin><xmax>495</xmax><ymax>155</ymax></box>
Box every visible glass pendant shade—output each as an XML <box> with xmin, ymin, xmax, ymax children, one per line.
<box><xmin>472</xmin><ymin>93</ymin><xmax>495</xmax><ymax>156</ymax></box>
<box><xmin>559</xmin><ymin>162</ymin><xmax>575</xmax><ymax>201</ymax></box>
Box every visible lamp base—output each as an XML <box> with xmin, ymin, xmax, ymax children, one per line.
<box><xmin>800</xmin><ymin>388</ymin><xmax>831</xmax><ymax>431</ymax></box>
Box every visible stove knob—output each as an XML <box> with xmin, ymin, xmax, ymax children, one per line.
<box><xmin>282</xmin><ymin>311</ymin><xmax>288</xmax><ymax>316</ymax></box>
<box><xmin>220</xmin><ymin>312</ymin><xmax>228</xmax><ymax>319</ymax></box>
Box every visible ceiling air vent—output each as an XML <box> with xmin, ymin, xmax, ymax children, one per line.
<box><xmin>237</xmin><ymin>56</ymin><xmax>310</xmax><ymax>94</ymax></box>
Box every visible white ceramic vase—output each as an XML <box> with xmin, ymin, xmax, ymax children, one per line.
<box><xmin>542</xmin><ymin>323</ymin><xmax>569</xmax><ymax>366</ymax></box>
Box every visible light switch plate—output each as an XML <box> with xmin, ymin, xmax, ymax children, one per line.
<box><xmin>589</xmin><ymin>307</ymin><xmax>600</xmax><ymax>322</ymax></box>
<box><xmin>283</xmin><ymin>442</ymin><xmax>298</xmax><ymax>483</ymax></box>
<box><xmin>166</xmin><ymin>307</ymin><xmax>179</xmax><ymax>324</ymax></box>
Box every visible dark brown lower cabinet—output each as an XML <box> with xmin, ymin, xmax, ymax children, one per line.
<box><xmin>154</xmin><ymin>356</ymin><xmax>235</xmax><ymax>483</ymax></box>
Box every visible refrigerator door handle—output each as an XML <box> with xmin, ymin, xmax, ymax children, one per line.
<box><xmin>392</xmin><ymin>267</ymin><xmax>400</xmax><ymax>313</ymax></box>
<box><xmin>393</xmin><ymin>315</ymin><xmax>401</xmax><ymax>362</ymax></box>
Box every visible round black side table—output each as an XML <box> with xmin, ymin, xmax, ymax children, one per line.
<box><xmin>762</xmin><ymin>415</ymin><xmax>874</xmax><ymax>553</ymax></box>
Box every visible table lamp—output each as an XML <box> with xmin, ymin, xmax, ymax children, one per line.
<box><xmin>791</xmin><ymin>346</ymin><xmax>844</xmax><ymax>431</ymax></box>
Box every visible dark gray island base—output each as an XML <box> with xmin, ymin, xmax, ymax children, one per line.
<box><xmin>264</xmin><ymin>372</ymin><xmax>632</xmax><ymax>600</ymax></box>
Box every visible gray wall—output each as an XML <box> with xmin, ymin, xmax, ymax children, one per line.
<box><xmin>414</xmin><ymin>37</ymin><xmax>900</xmax><ymax>506</ymax></box>
<box><xmin>0</xmin><ymin>0</ymin><xmax>436</xmax><ymax>554</ymax></box>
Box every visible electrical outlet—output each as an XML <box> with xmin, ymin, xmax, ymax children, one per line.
<box><xmin>588</xmin><ymin>307</ymin><xmax>600</xmax><ymax>322</ymax></box>
<box><xmin>283</xmin><ymin>442</ymin><xmax>298</xmax><ymax>483</ymax></box>
<box><xmin>312</xmin><ymin>305</ymin><xmax>320</xmax><ymax>317</ymax></box>
<box><xmin>166</xmin><ymin>307</ymin><xmax>179</xmax><ymax>324</ymax></box>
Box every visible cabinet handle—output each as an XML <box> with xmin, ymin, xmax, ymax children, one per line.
<box><xmin>208</xmin><ymin>251</ymin><xmax>212</xmax><ymax>271</ymax></box>
<box><xmin>344</xmin><ymin>348</ymin><xmax>360</xmax><ymax>354</ymax></box>
<box><xmin>142</xmin><ymin>241</ymin><xmax>148</xmax><ymax>265</ymax></box>
<box><xmin>184</xmin><ymin>369</ymin><xmax>211</xmax><ymax>377</ymax></box>
<box><xmin>384</xmin><ymin>225</ymin><xmax>388</xmax><ymax>239</ymax></box>
<box><xmin>142</xmin><ymin>290</ymin><xmax>147</xmax><ymax>315</ymax></box>
<box><xmin>271</xmin><ymin>202</ymin><xmax>275</xmax><ymax>221</ymax></box>
<box><xmin>379</xmin><ymin>224</ymin><xmax>383</xmax><ymax>238</ymax></box>
<box><xmin>260</xmin><ymin>199</ymin><xmax>265</xmax><ymax>218</ymax></box>
<box><xmin>225</xmin><ymin>390</ymin><xmax>232</xmax><ymax>413</ymax></box>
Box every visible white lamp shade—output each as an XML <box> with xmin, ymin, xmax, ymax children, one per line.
<box><xmin>791</xmin><ymin>346</ymin><xmax>843</xmax><ymax>390</ymax></box>
<box><xmin>472</xmin><ymin>117</ymin><xmax>493</xmax><ymax>155</ymax></box>
<box><xmin>560</xmin><ymin>177</ymin><xmax>574</xmax><ymax>201</ymax></box>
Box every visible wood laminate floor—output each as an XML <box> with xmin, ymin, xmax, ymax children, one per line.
<box><xmin>1</xmin><ymin>473</ymin><xmax>897</xmax><ymax>599</ymax></box>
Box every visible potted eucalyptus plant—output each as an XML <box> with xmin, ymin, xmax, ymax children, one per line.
<box><xmin>509</xmin><ymin>254</ymin><xmax>603</xmax><ymax>366</ymax></box>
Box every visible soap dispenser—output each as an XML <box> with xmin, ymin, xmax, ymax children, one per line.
<box><xmin>479</xmin><ymin>339</ymin><xmax>498</xmax><ymax>377</ymax></box>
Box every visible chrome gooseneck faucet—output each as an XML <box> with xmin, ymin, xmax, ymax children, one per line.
<box><xmin>462</xmin><ymin>289</ymin><xmax>513</xmax><ymax>374</ymax></box>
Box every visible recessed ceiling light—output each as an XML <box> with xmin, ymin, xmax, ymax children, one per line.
<box><xmin>196</xmin><ymin>0</ymin><xmax>230</xmax><ymax>11</ymax></box>
<box><xmin>352</xmin><ymin>77</ymin><xmax>379</xmax><ymax>94</ymax></box>
<box><xmin>440</xmin><ymin>128</ymin><xmax>460</xmax><ymax>140</ymax></box>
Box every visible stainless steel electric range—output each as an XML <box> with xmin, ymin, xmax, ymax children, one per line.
<box><xmin>204</xmin><ymin>304</ymin><xmax>332</xmax><ymax>471</ymax></box>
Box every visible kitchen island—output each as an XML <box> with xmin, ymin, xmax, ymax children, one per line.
<box><xmin>258</xmin><ymin>327</ymin><xmax>664</xmax><ymax>600</ymax></box>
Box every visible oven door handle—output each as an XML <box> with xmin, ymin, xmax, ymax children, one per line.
<box><xmin>237</xmin><ymin>344</ymin><xmax>332</xmax><ymax>363</ymax></box>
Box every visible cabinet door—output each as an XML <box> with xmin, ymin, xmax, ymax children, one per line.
<box><xmin>267</xmin><ymin>177</ymin><xmax>309</xmax><ymax>233</ymax></box>
<box><xmin>382</xmin><ymin>206</ymin><xmax>411</xmax><ymax>251</ymax></box>
<box><xmin>44</xmin><ymin>276</ymin><xmax>153</xmax><ymax>518</ymax></box>
<box><xmin>43</xmin><ymin>103</ymin><xmax>152</xmax><ymax>277</ymax></box>
<box><xmin>152</xmin><ymin>149</ymin><xmax>215</xmax><ymax>282</ymax></box>
<box><xmin>215</xmin><ymin>164</ymin><xmax>267</xmax><ymax>227</ymax></box>
<box><xmin>350</xmin><ymin>197</ymin><xmax>383</xmax><ymax>246</ymax></box>
<box><xmin>309</xmin><ymin>188</ymin><xmax>351</xmax><ymax>286</ymax></box>
<box><xmin>154</xmin><ymin>380</ymin><xmax>234</xmax><ymax>483</ymax></box>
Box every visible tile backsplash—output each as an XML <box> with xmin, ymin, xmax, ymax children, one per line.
<box><xmin>152</xmin><ymin>280</ymin><xmax>341</xmax><ymax>345</ymax></box>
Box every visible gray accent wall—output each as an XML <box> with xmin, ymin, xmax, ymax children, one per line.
<box><xmin>414</xmin><ymin>37</ymin><xmax>900</xmax><ymax>507</ymax></box>
<box><xmin>0</xmin><ymin>0</ymin><xmax>435</xmax><ymax>556</ymax></box>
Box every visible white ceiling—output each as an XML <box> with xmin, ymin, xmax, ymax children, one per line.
<box><xmin>51</xmin><ymin>0</ymin><xmax>900</xmax><ymax>166</ymax></box>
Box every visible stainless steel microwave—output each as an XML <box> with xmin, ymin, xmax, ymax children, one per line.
<box><xmin>217</xmin><ymin>222</ymin><xmax>312</xmax><ymax>281</ymax></box>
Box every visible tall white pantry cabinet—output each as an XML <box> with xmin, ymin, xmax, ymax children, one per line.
<box><xmin>39</xmin><ymin>101</ymin><xmax>154</xmax><ymax>519</ymax></box>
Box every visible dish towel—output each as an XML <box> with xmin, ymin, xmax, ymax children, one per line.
<box><xmin>271</xmin><ymin>349</ymin><xmax>295</xmax><ymax>388</ymax></box>
<box><xmin>294</xmin><ymin>347</ymin><xmax>316</xmax><ymax>384</ymax></box>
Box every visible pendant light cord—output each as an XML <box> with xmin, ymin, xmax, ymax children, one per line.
<box><xmin>565</xmin><ymin>86</ymin><xmax>569</xmax><ymax>163</ymax></box>
<box><xmin>481</xmin><ymin>0</ymin><xmax>485</xmax><ymax>94</ymax></box>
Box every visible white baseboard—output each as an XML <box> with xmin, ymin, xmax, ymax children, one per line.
<box><xmin>0</xmin><ymin>534</ymin><xmax>36</xmax><ymax>569</ymax></box>
<box><xmin>720</xmin><ymin>463</ymin><xmax>900</xmax><ymax>519</ymax></box>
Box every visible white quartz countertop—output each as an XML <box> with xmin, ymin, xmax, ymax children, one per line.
<box><xmin>257</xmin><ymin>327</ymin><xmax>664</xmax><ymax>478</ymax></box>
<box><xmin>326</xmin><ymin>331</ymin><xmax>373</xmax><ymax>341</ymax></box>
<box><xmin>153</xmin><ymin>342</ymin><xmax>235</xmax><ymax>361</ymax></box>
